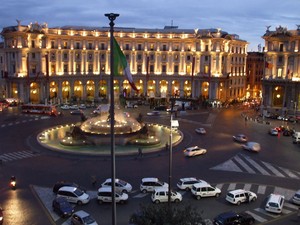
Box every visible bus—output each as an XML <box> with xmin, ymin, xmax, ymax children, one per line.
<box><xmin>21</xmin><ymin>104</ymin><xmax>58</xmax><ymax>116</ymax></box>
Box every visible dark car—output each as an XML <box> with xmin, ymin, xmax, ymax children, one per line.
<box><xmin>213</xmin><ymin>211</ymin><xmax>255</xmax><ymax>225</ymax></box>
<box><xmin>52</xmin><ymin>181</ymin><xmax>85</xmax><ymax>194</ymax></box>
<box><xmin>52</xmin><ymin>197</ymin><xmax>74</xmax><ymax>218</ymax></box>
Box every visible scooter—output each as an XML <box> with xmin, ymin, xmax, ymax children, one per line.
<box><xmin>10</xmin><ymin>176</ymin><xmax>16</xmax><ymax>190</ymax></box>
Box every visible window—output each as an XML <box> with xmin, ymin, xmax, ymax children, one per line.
<box><xmin>137</xmin><ymin>65</ymin><xmax>142</xmax><ymax>73</ymax></box>
<box><xmin>278</xmin><ymin>56</ymin><xmax>283</xmax><ymax>63</ymax></box>
<box><xmin>51</xmin><ymin>65</ymin><xmax>55</xmax><ymax>74</ymax></box>
<box><xmin>162</xmin><ymin>54</ymin><xmax>167</xmax><ymax>61</ymax></box>
<box><xmin>174</xmin><ymin>65</ymin><xmax>179</xmax><ymax>73</ymax></box>
<box><xmin>137</xmin><ymin>44</ymin><xmax>142</xmax><ymax>51</ymax></box>
<box><xmin>76</xmin><ymin>42</ymin><xmax>80</xmax><ymax>49</ymax></box>
<box><xmin>125</xmin><ymin>44</ymin><xmax>130</xmax><ymax>50</ymax></box>
<box><xmin>88</xmin><ymin>53</ymin><xmax>93</xmax><ymax>61</ymax></box>
<box><xmin>162</xmin><ymin>44</ymin><xmax>167</xmax><ymax>51</ymax></box>
<box><xmin>101</xmin><ymin>65</ymin><xmax>105</xmax><ymax>72</ymax></box>
<box><xmin>279</xmin><ymin>44</ymin><xmax>284</xmax><ymax>52</ymax></box>
<box><xmin>63</xmin><ymin>41</ymin><xmax>68</xmax><ymax>49</ymax></box>
<box><xmin>101</xmin><ymin>43</ymin><xmax>105</xmax><ymax>50</ymax></box>
<box><xmin>150</xmin><ymin>44</ymin><xmax>154</xmax><ymax>51</ymax></box>
<box><xmin>63</xmin><ymin>53</ymin><xmax>68</xmax><ymax>60</ymax></box>
<box><xmin>187</xmin><ymin>55</ymin><xmax>191</xmax><ymax>61</ymax></box>
<box><xmin>150</xmin><ymin>54</ymin><xmax>155</xmax><ymax>60</ymax></box>
<box><xmin>150</xmin><ymin>65</ymin><xmax>154</xmax><ymax>73</ymax></box>
<box><xmin>101</xmin><ymin>54</ymin><xmax>105</xmax><ymax>61</ymax></box>
<box><xmin>162</xmin><ymin>65</ymin><xmax>166</xmax><ymax>73</ymax></box>
<box><xmin>31</xmin><ymin>40</ymin><xmax>35</xmax><ymax>48</ymax></box>
<box><xmin>63</xmin><ymin>64</ymin><xmax>68</xmax><ymax>73</ymax></box>
<box><xmin>88</xmin><ymin>43</ymin><xmax>93</xmax><ymax>49</ymax></box>
<box><xmin>75</xmin><ymin>53</ymin><xmax>80</xmax><ymax>60</ymax></box>
<box><xmin>51</xmin><ymin>41</ymin><xmax>55</xmax><ymax>49</ymax></box>
<box><xmin>174</xmin><ymin>54</ymin><xmax>179</xmax><ymax>61</ymax></box>
<box><xmin>76</xmin><ymin>64</ymin><xmax>81</xmax><ymax>72</ymax></box>
<box><xmin>137</xmin><ymin>54</ymin><xmax>142</xmax><ymax>60</ymax></box>
<box><xmin>88</xmin><ymin>64</ymin><xmax>93</xmax><ymax>73</ymax></box>
<box><xmin>51</xmin><ymin>53</ymin><xmax>55</xmax><ymax>60</ymax></box>
<box><xmin>205</xmin><ymin>45</ymin><xmax>209</xmax><ymax>52</ymax></box>
<box><xmin>32</xmin><ymin>53</ymin><xmax>35</xmax><ymax>59</ymax></box>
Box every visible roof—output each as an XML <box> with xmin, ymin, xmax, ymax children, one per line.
<box><xmin>142</xmin><ymin>177</ymin><xmax>159</xmax><ymax>182</ymax></box>
<box><xmin>74</xmin><ymin>210</ymin><xmax>89</xmax><ymax>217</ymax></box>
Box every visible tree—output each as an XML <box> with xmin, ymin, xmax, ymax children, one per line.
<box><xmin>129</xmin><ymin>203</ymin><xmax>206</xmax><ymax>225</ymax></box>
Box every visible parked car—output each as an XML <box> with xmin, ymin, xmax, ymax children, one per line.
<box><xmin>97</xmin><ymin>186</ymin><xmax>128</xmax><ymax>204</ymax></box>
<box><xmin>100</xmin><ymin>178</ymin><xmax>132</xmax><ymax>193</ymax></box>
<box><xmin>71</xmin><ymin>210</ymin><xmax>98</xmax><ymax>225</ymax></box>
<box><xmin>177</xmin><ymin>177</ymin><xmax>208</xmax><ymax>191</ymax></box>
<box><xmin>195</xmin><ymin>128</ymin><xmax>206</xmax><ymax>134</ymax></box>
<box><xmin>213</xmin><ymin>211</ymin><xmax>255</xmax><ymax>225</ymax></box>
<box><xmin>191</xmin><ymin>183</ymin><xmax>221</xmax><ymax>200</ymax></box>
<box><xmin>79</xmin><ymin>104</ymin><xmax>86</xmax><ymax>109</ymax></box>
<box><xmin>69</xmin><ymin>105</ymin><xmax>79</xmax><ymax>110</ymax></box>
<box><xmin>146</xmin><ymin>111</ymin><xmax>161</xmax><ymax>116</ymax></box>
<box><xmin>225</xmin><ymin>189</ymin><xmax>257</xmax><ymax>205</ymax></box>
<box><xmin>56</xmin><ymin>186</ymin><xmax>90</xmax><ymax>205</ymax></box>
<box><xmin>52</xmin><ymin>181</ymin><xmax>85</xmax><ymax>194</ymax></box>
<box><xmin>184</xmin><ymin>146</ymin><xmax>207</xmax><ymax>157</ymax></box>
<box><xmin>60</xmin><ymin>104</ymin><xmax>70</xmax><ymax>110</ymax></box>
<box><xmin>70</xmin><ymin>109</ymin><xmax>84</xmax><ymax>115</ymax></box>
<box><xmin>232</xmin><ymin>134</ymin><xmax>248</xmax><ymax>143</ymax></box>
<box><xmin>242</xmin><ymin>142</ymin><xmax>261</xmax><ymax>152</ymax></box>
<box><xmin>292</xmin><ymin>189</ymin><xmax>300</xmax><ymax>205</ymax></box>
<box><xmin>140</xmin><ymin>177</ymin><xmax>168</xmax><ymax>193</ymax></box>
<box><xmin>52</xmin><ymin>197</ymin><xmax>74</xmax><ymax>218</ymax></box>
<box><xmin>151</xmin><ymin>187</ymin><xmax>182</xmax><ymax>204</ymax></box>
<box><xmin>265</xmin><ymin>194</ymin><xmax>285</xmax><ymax>214</ymax></box>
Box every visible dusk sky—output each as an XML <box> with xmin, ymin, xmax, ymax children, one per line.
<box><xmin>0</xmin><ymin>0</ymin><xmax>299</xmax><ymax>51</ymax></box>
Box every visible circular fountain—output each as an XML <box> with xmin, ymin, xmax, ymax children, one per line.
<box><xmin>37</xmin><ymin>104</ymin><xmax>183</xmax><ymax>155</ymax></box>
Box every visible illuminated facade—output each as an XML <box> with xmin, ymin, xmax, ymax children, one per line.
<box><xmin>262</xmin><ymin>25</ymin><xmax>300</xmax><ymax>114</ymax></box>
<box><xmin>0</xmin><ymin>21</ymin><xmax>247</xmax><ymax>104</ymax></box>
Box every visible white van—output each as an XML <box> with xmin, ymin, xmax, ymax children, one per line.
<box><xmin>226</xmin><ymin>189</ymin><xmax>257</xmax><ymax>205</ymax></box>
<box><xmin>57</xmin><ymin>186</ymin><xmax>90</xmax><ymax>205</ymax></box>
<box><xmin>151</xmin><ymin>187</ymin><xmax>182</xmax><ymax>203</ymax></box>
<box><xmin>265</xmin><ymin>194</ymin><xmax>285</xmax><ymax>214</ymax></box>
<box><xmin>97</xmin><ymin>186</ymin><xmax>128</xmax><ymax>204</ymax></box>
<box><xmin>191</xmin><ymin>183</ymin><xmax>221</xmax><ymax>200</ymax></box>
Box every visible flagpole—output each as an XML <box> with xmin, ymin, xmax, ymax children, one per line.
<box><xmin>105</xmin><ymin>13</ymin><xmax>119</xmax><ymax>225</ymax></box>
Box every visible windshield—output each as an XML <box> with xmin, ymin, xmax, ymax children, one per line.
<box><xmin>74</xmin><ymin>188</ymin><xmax>84</xmax><ymax>196</ymax></box>
<box><xmin>83</xmin><ymin>215</ymin><xmax>96</xmax><ymax>224</ymax></box>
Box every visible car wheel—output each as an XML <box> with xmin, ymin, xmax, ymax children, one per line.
<box><xmin>252</xmin><ymin>197</ymin><xmax>257</xmax><ymax>202</ymax></box>
<box><xmin>123</xmin><ymin>190</ymin><xmax>128</xmax><ymax>194</ymax></box>
<box><xmin>120</xmin><ymin>200</ymin><xmax>125</xmax><ymax>204</ymax></box>
<box><xmin>77</xmin><ymin>200</ymin><xmax>82</xmax><ymax>205</ymax></box>
<box><xmin>196</xmin><ymin>195</ymin><xmax>201</xmax><ymax>200</ymax></box>
<box><xmin>237</xmin><ymin>201</ymin><xmax>241</xmax><ymax>205</ymax></box>
<box><xmin>215</xmin><ymin>193</ymin><xmax>220</xmax><ymax>197</ymax></box>
<box><xmin>174</xmin><ymin>199</ymin><xmax>180</xmax><ymax>203</ymax></box>
<box><xmin>141</xmin><ymin>189</ymin><xmax>147</xmax><ymax>193</ymax></box>
<box><xmin>98</xmin><ymin>200</ymin><xmax>103</xmax><ymax>204</ymax></box>
<box><xmin>154</xmin><ymin>199</ymin><xmax>160</xmax><ymax>204</ymax></box>
<box><xmin>185</xmin><ymin>187</ymin><xmax>190</xmax><ymax>191</ymax></box>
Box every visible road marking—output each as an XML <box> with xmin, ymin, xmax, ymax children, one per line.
<box><xmin>243</xmin><ymin>183</ymin><xmax>252</xmax><ymax>191</ymax></box>
<box><xmin>211</xmin><ymin>159</ymin><xmax>243</xmax><ymax>172</ymax></box>
<box><xmin>243</xmin><ymin>155</ymin><xmax>270</xmax><ymax>175</ymax></box>
<box><xmin>233</xmin><ymin>155</ymin><xmax>255</xmax><ymax>174</ymax></box>
<box><xmin>262</xmin><ymin>162</ymin><xmax>285</xmax><ymax>177</ymax></box>
<box><xmin>245</xmin><ymin>210</ymin><xmax>267</xmax><ymax>223</ymax></box>
<box><xmin>254</xmin><ymin>208</ymin><xmax>280</xmax><ymax>218</ymax></box>
<box><xmin>227</xmin><ymin>183</ymin><xmax>236</xmax><ymax>191</ymax></box>
<box><xmin>278</xmin><ymin>167</ymin><xmax>299</xmax><ymax>179</ymax></box>
<box><xmin>133</xmin><ymin>193</ymin><xmax>149</xmax><ymax>198</ymax></box>
<box><xmin>257</xmin><ymin>185</ymin><xmax>267</xmax><ymax>194</ymax></box>
<box><xmin>0</xmin><ymin>151</ymin><xmax>38</xmax><ymax>162</ymax></box>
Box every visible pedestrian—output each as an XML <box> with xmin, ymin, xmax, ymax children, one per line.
<box><xmin>138</xmin><ymin>147</ymin><xmax>143</xmax><ymax>158</ymax></box>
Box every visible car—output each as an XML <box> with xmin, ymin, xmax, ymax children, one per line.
<box><xmin>225</xmin><ymin>189</ymin><xmax>257</xmax><ymax>205</ymax></box>
<box><xmin>269</xmin><ymin>128</ymin><xmax>278</xmax><ymax>136</ymax></box>
<box><xmin>232</xmin><ymin>134</ymin><xmax>248</xmax><ymax>143</ymax></box>
<box><xmin>176</xmin><ymin>177</ymin><xmax>208</xmax><ymax>191</ymax></box>
<box><xmin>0</xmin><ymin>207</ymin><xmax>3</xmax><ymax>225</ymax></box>
<box><xmin>100</xmin><ymin>178</ymin><xmax>132</xmax><ymax>193</ymax></box>
<box><xmin>52</xmin><ymin>181</ymin><xmax>85</xmax><ymax>194</ymax></box>
<box><xmin>79</xmin><ymin>104</ymin><xmax>86</xmax><ymax>109</ymax></box>
<box><xmin>60</xmin><ymin>104</ymin><xmax>70</xmax><ymax>110</ymax></box>
<box><xmin>71</xmin><ymin>210</ymin><xmax>98</xmax><ymax>225</ymax></box>
<box><xmin>154</xmin><ymin>105</ymin><xmax>168</xmax><ymax>111</ymax></box>
<box><xmin>69</xmin><ymin>105</ymin><xmax>79</xmax><ymax>110</ymax></box>
<box><xmin>242</xmin><ymin>142</ymin><xmax>261</xmax><ymax>152</ymax></box>
<box><xmin>146</xmin><ymin>111</ymin><xmax>161</xmax><ymax>116</ymax></box>
<box><xmin>70</xmin><ymin>109</ymin><xmax>84</xmax><ymax>115</ymax></box>
<box><xmin>213</xmin><ymin>211</ymin><xmax>255</xmax><ymax>225</ymax></box>
<box><xmin>151</xmin><ymin>187</ymin><xmax>182</xmax><ymax>204</ymax></box>
<box><xmin>292</xmin><ymin>189</ymin><xmax>300</xmax><ymax>205</ymax></box>
<box><xmin>52</xmin><ymin>197</ymin><xmax>74</xmax><ymax>218</ymax></box>
<box><xmin>125</xmin><ymin>102</ymin><xmax>138</xmax><ymax>108</ymax></box>
<box><xmin>191</xmin><ymin>183</ymin><xmax>221</xmax><ymax>200</ymax></box>
<box><xmin>265</xmin><ymin>193</ymin><xmax>285</xmax><ymax>214</ymax></box>
<box><xmin>184</xmin><ymin>146</ymin><xmax>207</xmax><ymax>157</ymax></box>
<box><xmin>97</xmin><ymin>186</ymin><xmax>128</xmax><ymax>204</ymax></box>
<box><xmin>195</xmin><ymin>128</ymin><xmax>206</xmax><ymax>134</ymax></box>
<box><xmin>140</xmin><ymin>177</ymin><xmax>168</xmax><ymax>193</ymax></box>
<box><xmin>56</xmin><ymin>186</ymin><xmax>90</xmax><ymax>205</ymax></box>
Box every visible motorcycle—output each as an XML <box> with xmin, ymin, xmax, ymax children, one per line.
<box><xmin>10</xmin><ymin>176</ymin><xmax>16</xmax><ymax>190</ymax></box>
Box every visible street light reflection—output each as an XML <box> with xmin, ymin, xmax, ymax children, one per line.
<box><xmin>4</xmin><ymin>191</ymin><xmax>27</xmax><ymax>225</ymax></box>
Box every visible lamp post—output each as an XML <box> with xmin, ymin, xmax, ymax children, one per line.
<box><xmin>105</xmin><ymin>12</ymin><xmax>119</xmax><ymax>225</ymax></box>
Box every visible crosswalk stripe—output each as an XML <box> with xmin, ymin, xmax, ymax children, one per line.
<box><xmin>243</xmin><ymin>183</ymin><xmax>252</xmax><ymax>191</ymax></box>
<box><xmin>262</xmin><ymin>162</ymin><xmax>285</xmax><ymax>177</ymax></box>
<box><xmin>227</xmin><ymin>183</ymin><xmax>236</xmax><ymax>191</ymax></box>
<box><xmin>234</xmin><ymin>155</ymin><xmax>255</xmax><ymax>174</ymax></box>
<box><xmin>0</xmin><ymin>151</ymin><xmax>37</xmax><ymax>162</ymax></box>
<box><xmin>133</xmin><ymin>193</ymin><xmax>148</xmax><ymax>198</ymax></box>
<box><xmin>274</xmin><ymin>187</ymin><xmax>296</xmax><ymax>199</ymax></box>
<box><xmin>257</xmin><ymin>185</ymin><xmax>267</xmax><ymax>194</ymax></box>
<box><xmin>284</xmin><ymin>202</ymin><xmax>299</xmax><ymax>210</ymax></box>
<box><xmin>282</xmin><ymin>208</ymin><xmax>292</xmax><ymax>214</ymax></box>
<box><xmin>211</xmin><ymin>159</ymin><xmax>243</xmax><ymax>172</ymax></box>
<box><xmin>278</xmin><ymin>167</ymin><xmax>299</xmax><ymax>179</ymax></box>
<box><xmin>243</xmin><ymin>156</ymin><xmax>270</xmax><ymax>175</ymax></box>
<box><xmin>254</xmin><ymin>208</ymin><xmax>280</xmax><ymax>218</ymax></box>
<box><xmin>0</xmin><ymin>154</ymin><xmax>16</xmax><ymax>161</ymax></box>
<box><xmin>245</xmin><ymin>210</ymin><xmax>267</xmax><ymax>223</ymax></box>
<box><xmin>216</xmin><ymin>183</ymin><xmax>224</xmax><ymax>190</ymax></box>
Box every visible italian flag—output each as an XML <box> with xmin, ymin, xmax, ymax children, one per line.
<box><xmin>113</xmin><ymin>37</ymin><xmax>138</xmax><ymax>92</ymax></box>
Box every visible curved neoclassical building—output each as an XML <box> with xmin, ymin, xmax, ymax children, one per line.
<box><xmin>0</xmin><ymin>21</ymin><xmax>248</xmax><ymax>104</ymax></box>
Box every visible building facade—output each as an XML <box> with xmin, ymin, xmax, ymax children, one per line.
<box><xmin>0</xmin><ymin>21</ymin><xmax>248</xmax><ymax>105</ymax></box>
<box><xmin>262</xmin><ymin>25</ymin><xmax>300</xmax><ymax>115</ymax></box>
<box><xmin>246</xmin><ymin>52</ymin><xmax>264</xmax><ymax>100</ymax></box>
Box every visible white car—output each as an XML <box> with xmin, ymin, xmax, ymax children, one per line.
<box><xmin>265</xmin><ymin>194</ymin><xmax>285</xmax><ymax>214</ymax></box>
<box><xmin>242</xmin><ymin>142</ymin><xmax>261</xmax><ymax>152</ymax></box>
<box><xmin>69</xmin><ymin>104</ymin><xmax>79</xmax><ymax>110</ymax></box>
<box><xmin>60</xmin><ymin>104</ymin><xmax>70</xmax><ymax>110</ymax></box>
<box><xmin>97</xmin><ymin>186</ymin><xmax>128</xmax><ymax>204</ymax></box>
<box><xmin>147</xmin><ymin>111</ymin><xmax>160</xmax><ymax>116</ymax></box>
<box><xmin>184</xmin><ymin>146</ymin><xmax>207</xmax><ymax>157</ymax></box>
<box><xmin>177</xmin><ymin>177</ymin><xmax>208</xmax><ymax>191</ymax></box>
<box><xmin>226</xmin><ymin>189</ymin><xmax>257</xmax><ymax>205</ymax></box>
<box><xmin>195</xmin><ymin>128</ymin><xmax>206</xmax><ymax>134</ymax></box>
<box><xmin>292</xmin><ymin>189</ymin><xmax>300</xmax><ymax>205</ymax></box>
<box><xmin>100</xmin><ymin>178</ymin><xmax>132</xmax><ymax>193</ymax></box>
<box><xmin>140</xmin><ymin>177</ymin><xmax>168</xmax><ymax>193</ymax></box>
<box><xmin>71</xmin><ymin>210</ymin><xmax>98</xmax><ymax>225</ymax></box>
<box><xmin>56</xmin><ymin>186</ymin><xmax>90</xmax><ymax>205</ymax></box>
<box><xmin>79</xmin><ymin>104</ymin><xmax>86</xmax><ymax>109</ymax></box>
<box><xmin>151</xmin><ymin>187</ymin><xmax>182</xmax><ymax>204</ymax></box>
<box><xmin>269</xmin><ymin>128</ymin><xmax>278</xmax><ymax>136</ymax></box>
<box><xmin>232</xmin><ymin>134</ymin><xmax>248</xmax><ymax>143</ymax></box>
<box><xmin>191</xmin><ymin>183</ymin><xmax>221</xmax><ymax>200</ymax></box>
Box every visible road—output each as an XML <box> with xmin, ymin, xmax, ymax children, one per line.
<box><xmin>0</xmin><ymin>105</ymin><xmax>299</xmax><ymax>225</ymax></box>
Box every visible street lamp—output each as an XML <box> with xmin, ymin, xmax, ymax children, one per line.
<box><xmin>168</xmin><ymin>112</ymin><xmax>179</xmax><ymax>208</ymax></box>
